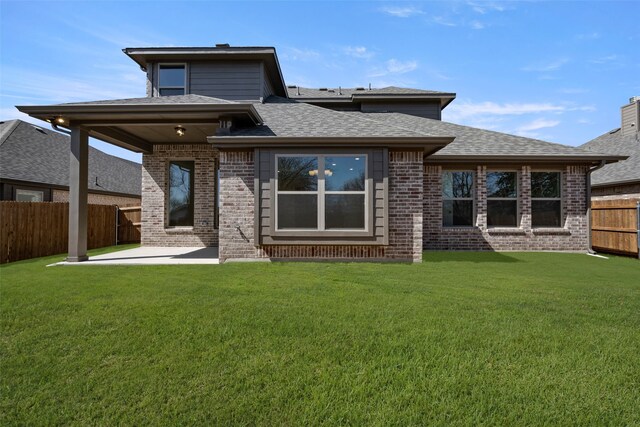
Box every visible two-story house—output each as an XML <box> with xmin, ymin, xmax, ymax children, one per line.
<box><xmin>17</xmin><ymin>45</ymin><xmax>625</xmax><ymax>262</ymax></box>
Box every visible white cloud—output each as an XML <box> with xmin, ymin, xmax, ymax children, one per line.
<box><xmin>369</xmin><ymin>59</ymin><xmax>418</xmax><ymax>77</ymax></box>
<box><xmin>470</xmin><ymin>20</ymin><xmax>485</xmax><ymax>30</ymax></box>
<box><xmin>432</xmin><ymin>16</ymin><xmax>457</xmax><ymax>27</ymax></box>
<box><xmin>467</xmin><ymin>1</ymin><xmax>507</xmax><ymax>14</ymax></box>
<box><xmin>447</xmin><ymin>101</ymin><xmax>568</xmax><ymax>120</ymax></box>
<box><xmin>559</xmin><ymin>88</ymin><xmax>589</xmax><ymax>94</ymax></box>
<box><xmin>379</xmin><ymin>6</ymin><xmax>424</xmax><ymax>18</ymax></box>
<box><xmin>344</xmin><ymin>46</ymin><xmax>374</xmax><ymax>59</ymax></box>
<box><xmin>522</xmin><ymin>58</ymin><xmax>569</xmax><ymax>72</ymax></box>
<box><xmin>516</xmin><ymin>118</ymin><xmax>560</xmax><ymax>133</ymax></box>
<box><xmin>589</xmin><ymin>54</ymin><xmax>618</xmax><ymax>64</ymax></box>
<box><xmin>281</xmin><ymin>47</ymin><xmax>321</xmax><ymax>62</ymax></box>
<box><xmin>576</xmin><ymin>32</ymin><xmax>601</xmax><ymax>40</ymax></box>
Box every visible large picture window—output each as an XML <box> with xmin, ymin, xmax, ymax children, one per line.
<box><xmin>168</xmin><ymin>160</ymin><xmax>194</xmax><ymax>227</ymax></box>
<box><xmin>158</xmin><ymin>64</ymin><xmax>186</xmax><ymax>96</ymax></box>
<box><xmin>442</xmin><ymin>171</ymin><xmax>474</xmax><ymax>227</ymax></box>
<box><xmin>487</xmin><ymin>171</ymin><xmax>518</xmax><ymax>227</ymax></box>
<box><xmin>531</xmin><ymin>171</ymin><xmax>562</xmax><ymax>227</ymax></box>
<box><xmin>276</xmin><ymin>154</ymin><xmax>366</xmax><ymax>231</ymax></box>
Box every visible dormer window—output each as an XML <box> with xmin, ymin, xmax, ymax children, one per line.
<box><xmin>158</xmin><ymin>64</ymin><xmax>186</xmax><ymax>96</ymax></box>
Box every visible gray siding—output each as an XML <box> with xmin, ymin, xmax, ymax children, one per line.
<box><xmin>189</xmin><ymin>61</ymin><xmax>262</xmax><ymax>101</ymax></box>
<box><xmin>621</xmin><ymin>101</ymin><xmax>639</xmax><ymax>136</ymax></box>
<box><xmin>361</xmin><ymin>101</ymin><xmax>441</xmax><ymax>120</ymax></box>
<box><xmin>262</xmin><ymin>63</ymin><xmax>275</xmax><ymax>100</ymax></box>
<box><xmin>255</xmin><ymin>148</ymin><xmax>388</xmax><ymax>245</ymax></box>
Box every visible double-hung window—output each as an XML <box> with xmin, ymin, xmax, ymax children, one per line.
<box><xmin>531</xmin><ymin>171</ymin><xmax>562</xmax><ymax>227</ymax></box>
<box><xmin>158</xmin><ymin>64</ymin><xmax>186</xmax><ymax>96</ymax></box>
<box><xmin>487</xmin><ymin>171</ymin><xmax>519</xmax><ymax>227</ymax></box>
<box><xmin>168</xmin><ymin>160</ymin><xmax>194</xmax><ymax>227</ymax></box>
<box><xmin>276</xmin><ymin>155</ymin><xmax>366</xmax><ymax>231</ymax></box>
<box><xmin>442</xmin><ymin>171</ymin><xmax>474</xmax><ymax>227</ymax></box>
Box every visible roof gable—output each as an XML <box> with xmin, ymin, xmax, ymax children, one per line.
<box><xmin>581</xmin><ymin>128</ymin><xmax>640</xmax><ymax>186</ymax></box>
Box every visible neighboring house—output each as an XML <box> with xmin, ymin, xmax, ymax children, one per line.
<box><xmin>581</xmin><ymin>97</ymin><xmax>640</xmax><ymax>199</ymax></box>
<box><xmin>16</xmin><ymin>45</ymin><xmax>624</xmax><ymax>263</ymax></box>
<box><xmin>0</xmin><ymin>119</ymin><xmax>141</xmax><ymax>205</ymax></box>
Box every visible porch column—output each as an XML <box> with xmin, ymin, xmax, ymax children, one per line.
<box><xmin>68</xmin><ymin>127</ymin><xmax>89</xmax><ymax>262</ymax></box>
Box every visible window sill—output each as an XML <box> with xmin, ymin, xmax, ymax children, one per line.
<box><xmin>486</xmin><ymin>228</ymin><xmax>526</xmax><ymax>235</ymax></box>
<box><xmin>532</xmin><ymin>228</ymin><xmax>571</xmax><ymax>235</ymax></box>
<box><xmin>165</xmin><ymin>226</ymin><xmax>194</xmax><ymax>234</ymax></box>
<box><xmin>441</xmin><ymin>226</ymin><xmax>481</xmax><ymax>232</ymax></box>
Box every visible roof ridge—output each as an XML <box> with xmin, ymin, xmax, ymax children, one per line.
<box><xmin>0</xmin><ymin>119</ymin><xmax>22</xmax><ymax>146</ymax></box>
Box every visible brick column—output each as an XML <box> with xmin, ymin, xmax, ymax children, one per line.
<box><xmin>387</xmin><ymin>151</ymin><xmax>423</xmax><ymax>262</ymax></box>
<box><xmin>520</xmin><ymin>165</ymin><xmax>531</xmax><ymax>231</ymax></box>
<box><xmin>423</xmin><ymin>165</ymin><xmax>441</xmax><ymax>249</ymax></box>
<box><xmin>476</xmin><ymin>165</ymin><xmax>487</xmax><ymax>230</ymax></box>
<box><xmin>218</xmin><ymin>150</ymin><xmax>256</xmax><ymax>262</ymax></box>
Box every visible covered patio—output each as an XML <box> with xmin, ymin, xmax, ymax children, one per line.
<box><xmin>50</xmin><ymin>246</ymin><xmax>219</xmax><ymax>266</ymax></box>
<box><xmin>18</xmin><ymin>95</ymin><xmax>262</xmax><ymax>262</ymax></box>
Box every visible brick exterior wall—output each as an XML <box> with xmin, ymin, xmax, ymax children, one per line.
<box><xmin>141</xmin><ymin>144</ymin><xmax>218</xmax><ymax>247</ymax></box>
<box><xmin>592</xmin><ymin>182</ymin><xmax>640</xmax><ymax>198</ymax></box>
<box><xmin>423</xmin><ymin>164</ymin><xmax>589</xmax><ymax>251</ymax></box>
<box><xmin>52</xmin><ymin>189</ymin><xmax>140</xmax><ymax>206</ymax></box>
<box><xmin>218</xmin><ymin>150</ymin><xmax>424</xmax><ymax>263</ymax></box>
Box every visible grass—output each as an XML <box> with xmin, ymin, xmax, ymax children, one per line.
<box><xmin>1</xmin><ymin>248</ymin><xmax>639</xmax><ymax>425</ymax></box>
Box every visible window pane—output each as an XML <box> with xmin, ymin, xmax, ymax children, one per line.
<box><xmin>487</xmin><ymin>200</ymin><xmax>518</xmax><ymax>227</ymax></box>
<box><xmin>15</xmin><ymin>189</ymin><xmax>43</xmax><ymax>202</ymax></box>
<box><xmin>278</xmin><ymin>157</ymin><xmax>318</xmax><ymax>191</ymax></box>
<box><xmin>443</xmin><ymin>171</ymin><xmax>474</xmax><ymax>198</ymax></box>
<box><xmin>325</xmin><ymin>156</ymin><xmax>365</xmax><ymax>191</ymax></box>
<box><xmin>532</xmin><ymin>172</ymin><xmax>560</xmax><ymax>198</ymax></box>
<box><xmin>532</xmin><ymin>200</ymin><xmax>562</xmax><ymax>227</ymax></box>
<box><xmin>443</xmin><ymin>200</ymin><xmax>474</xmax><ymax>227</ymax></box>
<box><xmin>487</xmin><ymin>172</ymin><xmax>517</xmax><ymax>198</ymax></box>
<box><xmin>325</xmin><ymin>194</ymin><xmax>365</xmax><ymax>229</ymax></box>
<box><xmin>278</xmin><ymin>194</ymin><xmax>318</xmax><ymax>229</ymax></box>
<box><xmin>159</xmin><ymin>65</ymin><xmax>185</xmax><ymax>87</ymax></box>
<box><xmin>159</xmin><ymin>88</ymin><xmax>185</xmax><ymax>96</ymax></box>
<box><xmin>169</xmin><ymin>161</ymin><xmax>194</xmax><ymax>226</ymax></box>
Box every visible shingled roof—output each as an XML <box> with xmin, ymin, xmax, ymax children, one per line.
<box><xmin>344</xmin><ymin>111</ymin><xmax>622</xmax><ymax>160</ymax></box>
<box><xmin>58</xmin><ymin>94</ymin><xmax>236</xmax><ymax>106</ymax></box>
<box><xmin>287</xmin><ymin>86</ymin><xmax>454</xmax><ymax>99</ymax></box>
<box><xmin>581</xmin><ymin>128</ymin><xmax>640</xmax><ymax>186</ymax></box>
<box><xmin>0</xmin><ymin>119</ymin><xmax>141</xmax><ymax>196</ymax></box>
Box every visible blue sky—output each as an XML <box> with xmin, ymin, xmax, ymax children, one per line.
<box><xmin>1</xmin><ymin>1</ymin><xmax>638</xmax><ymax>163</ymax></box>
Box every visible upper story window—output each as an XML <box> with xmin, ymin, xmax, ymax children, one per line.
<box><xmin>487</xmin><ymin>171</ymin><xmax>519</xmax><ymax>227</ymax></box>
<box><xmin>158</xmin><ymin>64</ymin><xmax>186</xmax><ymax>96</ymax></box>
<box><xmin>442</xmin><ymin>171</ymin><xmax>474</xmax><ymax>227</ymax></box>
<box><xmin>531</xmin><ymin>171</ymin><xmax>562</xmax><ymax>227</ymax></box>
<box><xmin>276</xmin><ymin>154</ymin><xmax>367</xmax><ymax>231</ymax></box>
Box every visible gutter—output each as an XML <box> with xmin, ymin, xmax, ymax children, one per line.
<box><xmin>586</xmin><ymin>160</ymin><xmax>607</xmax><ymax>255</ymax></box>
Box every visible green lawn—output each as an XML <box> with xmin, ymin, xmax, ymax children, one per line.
<box><xmin>1</xmin><ymin>248</ymin><xmax>639</xmax><ymax>425</ymax></box>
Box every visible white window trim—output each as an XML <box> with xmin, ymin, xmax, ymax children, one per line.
<box><xmin>442</xmin><ymin>170</ymin><xmax>476</xmax><ymax>228</ymax></box>
<box><xmin>275</xmin><ymin>154</ymin><xmax>369</xmax><ymax>232</ymax></box>
<box><xmin>531</xmin><ymin>170</ymin><xmax>563</xmax><ymax>229</ymax></box>
<box><xmin>157</xmin><ymin>63</ymin><xmax>187</xmax><ymax>96</ymax></box>
<box><xmin>486</xmin><ymin>170</ymin><xmax>520</xmax><ymax>228</ymax></box>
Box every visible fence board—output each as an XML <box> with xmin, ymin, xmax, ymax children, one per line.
<box><xmin>0</xmin><ymin>202</ymin><xmax>117</xmax><ymax>264</ymax></box>
<box><xmin>118</xmin><ymin>206</ymin><xmax>141</xmax><ymax>244</ymax></box>
<box><xmin>591</xmin><ymin>198</ymin><xmax>639</xmax><ymax>257</ymax></box>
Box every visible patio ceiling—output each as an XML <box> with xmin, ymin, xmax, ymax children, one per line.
<box><xmin>17</xmin><ymin>102</ymin><xmax>263</xmax><ymax>153</ymax></box>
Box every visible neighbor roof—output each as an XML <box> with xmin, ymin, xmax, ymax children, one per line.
<box><xmin>0</xmin><ymin>119</ymin><xmax>141</xmax><ymax>196</ymax></box>
<box><xmin>581</xmin><ymin>128</ymin><xmax>640</xmax><ymax>186</ymax></box>
<box><xmin>344</xmin><ymin>112</ymin><xmax>625</xmax><ymax>163</ymax></box>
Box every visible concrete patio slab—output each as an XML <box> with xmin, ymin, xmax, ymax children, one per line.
<box><xmin>51</xmin><ymin>246</ymin><xmax>219</xmax><ymax>266</ymax></box>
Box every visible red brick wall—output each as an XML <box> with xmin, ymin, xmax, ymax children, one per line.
<box><xmin>423</xmin><ymin>164</ymin><xmax>589</xmax><ymax>251</ymax></box>
<box><xmin>141</xmin><ymin>144</ymin><xmax>218</xmax><ymax>247</ymax></box>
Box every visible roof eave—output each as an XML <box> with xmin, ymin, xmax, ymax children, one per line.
<box><xmin>426</xmin><ymin>154</ymin><xmax>628</xmax><ymax>164</ymax></box>
<box><xmin>592</xmin><ymin>178</ymin><xmax>640</xmax><ymax>188</ymax></box>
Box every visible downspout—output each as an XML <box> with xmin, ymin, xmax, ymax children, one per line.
<box><xmin>586</xmin><ymin>160</ymin><xmax>606</xmax><ymax>254</ymax></box>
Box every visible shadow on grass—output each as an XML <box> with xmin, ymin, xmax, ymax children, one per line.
<box><xmin>423</xmin><ymin>251</ymin><xmax>522</xmax><ymax>263</ymax></box>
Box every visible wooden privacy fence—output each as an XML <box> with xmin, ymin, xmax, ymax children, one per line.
<box><xmin>0</xmin><ymin>202</ymin><xmax>142</xmax><ymax>264</ymax></box>
<box><xmin>591</xmin><ymin>198</ymin><xmax>640</xmax><ymax>258</ymax></box>
<box><xmin>118</xmin><ymin>206</ymin><xmax>141</xmax><ymax>244</ymax></box>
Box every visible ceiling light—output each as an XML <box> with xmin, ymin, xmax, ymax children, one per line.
<box><xmin>174</xmin><ymin>126</ymin><xmax>186</xmax><ymax>137</ymax></box>
<box><xmin>55</xmin><ymin>116</ymin><xmax>65</xmax><ymax>124</ymax></box>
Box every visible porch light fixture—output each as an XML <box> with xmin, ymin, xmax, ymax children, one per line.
<box><xmin>174</xmin><ymin>126</ymin><xmax>186</xmax><ymax>137</ymax></box>
<box><xmin>52</xmin><ymin>116</ymin><xmax>65</xmax><ymax>124</ymax></box>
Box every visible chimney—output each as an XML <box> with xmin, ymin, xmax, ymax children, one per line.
<box><xmin>621</xmin><ymin>96</ymin><xmax>640</xmax><ymax>136</ymax></box>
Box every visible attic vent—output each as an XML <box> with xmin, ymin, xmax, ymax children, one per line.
<box><xmin>328</xmin><ymin>89</ymin><xmax>335</xmax><ymax>93</ymax></box>
<box><xmin>287</xmin><ymin>85</ymin><xmax>297</xmax><ymax>89</ymax></box>
<box><xmin>319</xmin><ymin>88</ymin><xmax>328</xmax><ymax>91</ymax></box>
<box><xmin>355</xmin><ymin>87</ymin><xmax>365</xmax><ymax>91</ymax></box>
<box><xmin>215</xmin><ymin>43</ymin><xmax>230</xmax><ymax>48</ymax></box>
